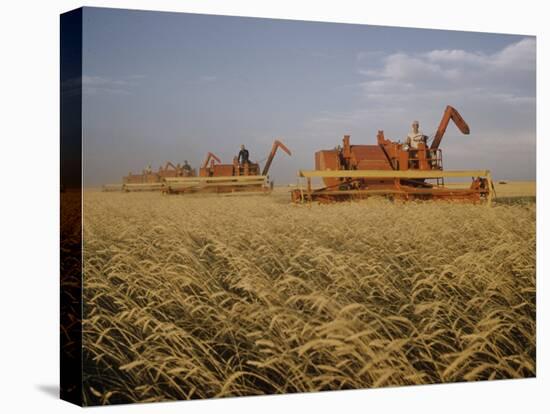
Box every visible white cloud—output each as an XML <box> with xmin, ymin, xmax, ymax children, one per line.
<box><xmin>492</xmin><ymin>38</ymin><xmax>536</xmax><ymax>71</ymax></box>
<box><xmin>373</xmin><ymin>52</ymin><xmax>460</xmax><ymax>82</ymax></box>
<box><xmin>359</xmin><ymin>37</ymin><xmax>535</xmax><ymax>96</ymax></box>
<box><xmin>321</xmin><ymin>37</ymin><xmax>536</xmax><ymax>117</ymax></box>
<box><xmin>424</xmin><ymin>49</ymin><xmax>486</xmax><ymax>64</ymax></box>
<box><xmin>82</xmin><ymin>74</ymin><xmax>144</xmax><ymax>95</ymax></box>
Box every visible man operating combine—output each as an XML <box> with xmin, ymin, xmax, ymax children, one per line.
<box><xmin>182</xmin><ymin>160</ymin><xmax>192</xmax><ymax>173</ymax></box>
<box><xmin>406</xmin><ymin>120</ymin><xmax>426</xmax><ymax>150</ymax></box>
<box><xmin>237</xmin><ymin>144</ymin><xmax>250</xmax><ymax>164</ymax></box>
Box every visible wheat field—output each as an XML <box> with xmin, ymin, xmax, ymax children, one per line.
<box><xmin>81</xmin><ymin>189</ymin><xmax>536</xmax><ymax>405</ymax></box>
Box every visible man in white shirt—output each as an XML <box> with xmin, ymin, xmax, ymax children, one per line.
<box><xmin>406</xmin><ymin>120</ymin><xmax>426</xmax><ymax>149</ymax></box>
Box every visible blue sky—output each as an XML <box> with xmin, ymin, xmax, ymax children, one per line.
<box><xmin>82</xmin><ymin>7</ymin><xmax>536</xmax><ymax>185</ymax></box>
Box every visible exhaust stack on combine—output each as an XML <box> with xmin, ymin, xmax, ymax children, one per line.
<box><xmin>291</xmin><ymin>105</ymin><xmax>493</xmax><ymax>203</ymax></box>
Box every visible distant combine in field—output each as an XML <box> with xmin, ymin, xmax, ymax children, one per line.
<box><xmin>103</xmin><ymin>139</ymin><xmax>292</xmax><ymax>195</ymax></box>
<box><xmin>163</xmin><ymin>140</ymin><xmax>291</xmax><ymax>195</ymax></box>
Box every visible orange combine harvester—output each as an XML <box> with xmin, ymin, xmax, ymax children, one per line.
<box><xmin>291</xmin><ymin>105</ymin><xmax>494</xmax><ymax>204</ymax></box>
<box><xmin>122</xmin><ymin>162</ymin><xmax>195</xmax><ymax>192</ymax></box>
<box><xmin>163</xmin><ymin>140</ymin><xmax>291</xmax><ymax>194</ymax></box>
<box><xmin>103</xmin><ymin>140</ymin><xmax>291</xmax><ymax>194</ymax></box>
<box><xmin>102</xmin><ymin>161</ymin><xmax>196</xmax><ymax>192</ymax></box>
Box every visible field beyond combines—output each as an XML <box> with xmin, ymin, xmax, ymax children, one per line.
<box><xmin>82</xmin><ymin>191</ymin><xmax>536</xmax><ymax>405</ymax></box>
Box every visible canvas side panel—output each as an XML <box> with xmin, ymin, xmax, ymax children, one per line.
<box><xmin>60</xmin><ymin>7</ymin><xmax>83</xmax><ymax>407</ymax></box>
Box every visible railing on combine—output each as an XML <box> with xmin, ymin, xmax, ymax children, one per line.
<box><xmin>407</xmin><ymin>148</ymin><xmax>443</xmax><ymax>169</ymax></box>
<box><xmin>430</xmin><ymin>149</ymin><xmax>444</xmax><ymax>186</ymax></box>
<box><xmin>162</xmin><ymin>175</ymin><xmax>268</xmax><ymax>194</ymax></box>
<box><xmin>294</xmin><ymin>169</ymin><xmax>494</xmax><ymax>205</ymax></box>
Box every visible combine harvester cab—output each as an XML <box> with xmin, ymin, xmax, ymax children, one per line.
<box><xmin>291</xmin><ymin>105</ymin><xmax>494</xmax><ymax>204</ymax></box>
<box><xmin>163</xmin><ymin>140</ymin><xmax>292</xmax><ymax>195</ymax></box>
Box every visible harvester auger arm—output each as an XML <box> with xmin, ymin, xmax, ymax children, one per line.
<box><xmin>261</xmin><ymin>140</ymin><xmax>292</xmax><ymax>176</ymax></box>
<box><xmin>201</xmin><ymin>152</ymin><xmax>221</xmax><ymax>169</ymax></box>
<box><xmin>163</xmin><ymin>161</ymin><xmax>178</xmax><ymax>170</ymax></box>
<box><xmin>430</xmin><ymin>105</ymin><xmax>470</xmax><ymax>151</ymax></box>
